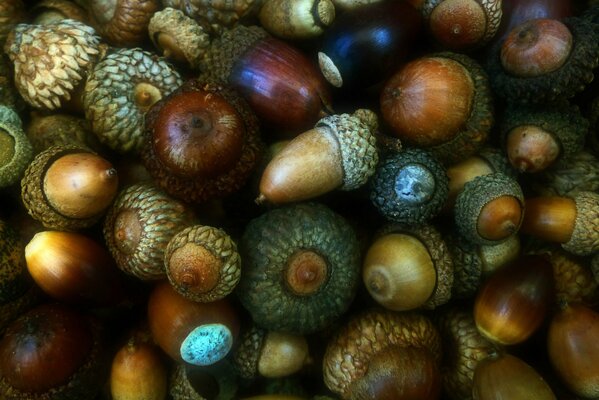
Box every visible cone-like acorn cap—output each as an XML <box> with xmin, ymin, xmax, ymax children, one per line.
<box><xmin>84</xmin><ymin>48</ymin><xmax>182</xmax><ymax>154</ymax></box>
<box><xmin>0</xmin><ymin>219</ymin><xmax>29</xmax><ymax>304</ymax></box>
<box><xmin>477</xmin><ymin>146</ymin><xmax>517</xmax><ymax>179</ymax></box>
<box><xmin>562</xmin><ymin>191</ymin><xmax>599</xmax><ymax>256</ymax></box>
<box><xmin>103</xmin><ymin>183</ymin><xmax>195</xmax><ymax>280</ymax></box>
<box><xmin>169</xmin><ymin>360</ymin><xmax>239</xmax><ymax>400</ymax></box>
<box><xmin>0</xmin><ymin>107</ymin><xmax>32</xmax><ymax>188</ymax></box>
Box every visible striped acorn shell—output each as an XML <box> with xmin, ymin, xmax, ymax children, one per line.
<box><xmin>0</xmin><ymin>107</ymin><xmax>33</xmax><ymax>188</ymax></box>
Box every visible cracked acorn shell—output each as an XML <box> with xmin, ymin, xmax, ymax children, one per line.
<box><xmin>84</xmin><ymin>48</ymin><xmax>183</xmax><ymax>154</ymax></box>
<box><xmin>4</xmin><ymin>19</ymin><xmax>101</xmax><ymax>110</ymax></box>
<box><xmin>148</xmin><ymin>7</ymin><xmax>211</xmax><ymax>69</ymax></box>
<box><xmin>0</xmin><ymin>106</ymin><xmax>33</xmax><ymax>188</ymax></box>
<box><xmin>103</xmin><ymin>183</ymin><xmax>195</xmax><ymax>281</ymax></box>
<box><xmin>237</xmin><ymin>202</ymin><xmax>360</xmax><ymax>334</ymax></box>
<box><xmin>487</xmin><ymin>17</ymin><xmax>599</xmax><ymax>104</ymax></box>
<box><xmin>259</xmin><ymin>0</ymin><xmax>335</xmax><ymax>39</ymax></box>
<box><xmin>531</xmin><ymin>151</ymin><xmax>599</xmax><ymax>197</ymax></box>
<box><xmin>323</xmin><ymin>308</ymin><xmax>442</xmax><ymax>400</ymax></box>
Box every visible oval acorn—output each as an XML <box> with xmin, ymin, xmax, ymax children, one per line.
<box><xmin>259</xmin><ymin>0</ymin><xmax>336</xmax><ymax>39</ymax></box>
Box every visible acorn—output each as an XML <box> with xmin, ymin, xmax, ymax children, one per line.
<box><xmin>381</xmin><ymin>52</ymin><xmax>493</xmax><ymax>165</ymax></box>
<box><xmin>31</xmin><ymin>0</ymin><xmax>88</xmax><ymax>25</ymax></box>
<box><xmin>0</xmin><ymin>218</ymin><xmax>29</xmax><ymax>305</ymax></box>
<box><xmin>0</xmin><ymin>0</ymin><xmax>26</xmax><ymax>47</ymax></box>
<box><xmin>25</xmin><ymin>230</ymin><xmax>130</xmax><ymax>306</ymax></box>
<box><xmin>474</xmin><ymin>255</ymin><xmax>555</xmax><ymax>345</ymax></box>
<box><xmin>85</xmin><ymin>0</ymin><xmax>159</xmax><ymax>47</ymax></box>
<box><xmin>148</xmin><ymin>281</ymin><xmax>240</xmax><ymax>366</ymax></box>
<box><xmin>21</xmin><ymin>144</ymin><xmax>118</xmax><ymax>231</ymax></box>
<box><xmin>487</xmin><ymin>17</ymin><xmax>599</xmax><ymax>104</ymax></box>
<box><xmin>0</xmin><ymin>303</ymin><xmax>106</xmax><ymax>400</ymax></box>
<box><xmin>110</xmin><ymin>335</ymin><xmax>168</xmax><ymax>400</ymax></box>
<box><xmin>141</xmin><ymin>80</ymin><xmax>263</xmax><ymax>203</ymax></box>
<box><xmin>547</xmin><ymin>303</ymin><xmax>599</xmax><ymax>398</ymax></box>
<box><xmin>317</xmin><ymin>0</ymin><xmax>422</xmax><ymax>90</ymax></box>
<box><xmin>454</xmin><ymin>172</ymin><xmax>524</xmax><ymax>246</ymax></box>
<box><xmin>520</xmin><ymin>191</ymin><xmax>599</xmax><ymax>256</ymax></box>
<box><xmin>25</xmin><ymin>112</ymin><xmax>103</xmax><ymax>154</ymax></box>
<box><xmin>437</xmin><ymin>307</ymin><xmax>499</xmax><ymax>400</ymax></box>
<box><xmin>259</xmin><ymin>0</ymin><xmax>335</xmax><ymax>39</ymax></box>
<box><xmin>169</xmin><ymin>360</ymin><xmax>239</xmax><ymax>400</ymax></box>
<box><xmin>421</xmin><ymin>0</ymin><xmax>502</xmax><ymax>50</ymax></box>
<box><xmin>199</xmin><ymin>24</ymin><xmax>332</xmax><ymax>134</ymax></box>
<box><xmin>165</xmin><ymin>224</ymin><xmax>241</xmax><ymax>303</ymax></box>
<box><xmin>148</xmin><ymin>7</ymin><xmax>211</xmax><ymax>69</ymax></box>
<box><xmin>258</xmin><ymin>109</ymin><xmax>378</xmax><ymax>205</ymax></box>
<box><xmin>323</xmin><ymin>308</ymin><xmax>442</xmax><ymax>400</ymax></box>
<box><xmin>84</xmin><ymin>48</ymin><xmax>183</xmax><ymax>154</ymax></box>
<box><xmin>472</xmin><ymin>353</ymin><xmax>556</xmax><ymax>400</ymax></box>
<box><xmin>232</xmin><ymin>324</ymin><xmax>310</xmax><ymax>379</ymax></box>
<box><xmin>362</xmin><ymin>223</ymin><xmax>454</xmax><ymax>311</ymax></box>
<box><xmin>236</xmin><ymin>202</ymin><xmax>361</xmax><ymax>334</ymax></box>
<box><xmin>500</xmin><ymin>104</ymin><xmax>588</xmax><ymax>173</ymax></box>
<box><xmin>370</xmin><ymin>148</ymin><xmax>449</xmax><ymax>225</ymax></box>
<box><xmin>544</xmin><ymin>247</ymin><xmax>599</xmax><ymax>306</ymax></box>
<box><xmin>531</xmin><ymin>151</ymin><xmax>599</xmax><ymax>197</ymax></box>
<box><xmin>4</xmin><ymin>19</ymin><xmax>101</xmax><ymax>110</ymax></box>
<box><xmin>0</xmin><ymin>106</ymin><xmax>33</xmax><ymax>188</ymax></box>
<box><xmin>103</xmin><ymin>183</ymin><xmax>195</xmax><ymax>280</ymax></box>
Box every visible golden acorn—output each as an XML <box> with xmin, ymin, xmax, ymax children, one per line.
<box><xmin>4</xmin><ymin>19</ymin><xmax>101</xmax><ymax>110</ymax></box>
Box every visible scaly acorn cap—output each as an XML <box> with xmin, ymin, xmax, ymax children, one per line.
<box><xmin>84</xmin><ymin>48</ymin><xmax>183</xmax><ymax>154</ymax></box>
<box><xmin>103</xmin><ymin>183</ymin><xmax>195</xmax><ymax>280</ymax></box>
<box><xmin>323</xmin><ymin>308</ymin><xmax>442</xmax><ymax>399</ymax></box>
<box><xmin>370</xmin><ymin>148</ymin><xmax>449</xmax><ymax>225</ymax></box>
<box><xmin>165</xmin><ymin>225</ymin><xmax>241</xmax><ymax>303</ymax></box>
<box><xmin>237</xmin><ymin>202</ymin><xmax>360</xmax><ymax>334</ymax></box>
<box><xmin>444</xmin><ymin>232</ymin><xmax>483</xmax><ymax>299</ymax></box>
<box><xmin>437</xmin><ymin>307</ymin><xmax>499</xmax><ymax>400</ymax></box>
<box><xmin>562</xmin><ymin>191</ymin><xmax>599</xmax><ymax>256</ymax></box>
<box><xmin>4</xmin><ymin>19</ymin><xmax>101</xmax><ymax>110</ymax></box>
<box><xmin>149</xmin><ymin>7</ymin><xmax>211</xmax><ymax>69</ymax></box>
<box><xmin>531</xmin><ymin>151</ymin><xmax>599</xmax><ymax>197</ymax></box>
<box><xmin>454</xmin><ymin>172</ymin><xmax>524</xmax><ymax>246</ymax></box>
<box><xmin>232</xmin><ymin>324</ymin><xmax>265</xmax><ymax>380</ymax></box>
<box><xmin>169</xmin><ymin>360</ymin><xmax>238</xmax><ymax>400</ymax></box>
<box><xmin>487</xmin><ymin>17</ymin><xmax>599</xmax><ymax>104</ymax></box>
<box><xmin>0</xmin><ymin>219</ymin><xmax>29</xmax><ymax>304</ymax></box>
<box><xmin>0</xmin><ymin>109</ymin><xmax>33</xmax><ymax>188</ymax></box>
<box><xmin>375</xmin><ymin>222</ymin><xmax>454</xmax><ymax>309</ymax></box>
<box><xmin>546</xmin><ymin>247</ymin><xmax>599</xmax><ymax>305</ymax></box>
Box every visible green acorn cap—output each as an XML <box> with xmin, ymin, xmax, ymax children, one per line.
<box><xmin>0</xmin><ymin>219</ymin><xmax>29</xmax><ymax>304</ymax></box>
<box><xmin>169</xmin><ymin>360</ymin><xmax>238</xmax><ymax>400</ymax></box>
<box><xmin>237</xmin><ymin>202</ymin><xmax>360</xmax><ymax>334</ymax></box>
<box><xmin>562</xmin><ymin>191</ymin><xmax>599</xmax><ymax>256</ymax></box>
<box><xmin>487</xmin><ymin>17</ymin><xmax>599</xmax><ymax>104</ymax></box>
<box><xmin>84</xmin><ymin>48</ymin><xmax>182</xmax><ymax>154</ymax></box>
<box><xmin>0</xmin><ymin>107</ymin><xmax>32</xmax><ymax>188</ymax></box>
<box><xmin>370</xmin><ymin>148</ymin><xmax>449</xmax><ymax>225</ymax></box>
<box><xmin>444</xmin><ymin>232</ymin><xmax>483</xmax><ymax>300</ymax></box>
<box><xmin>454</xmin><ymin>173</ymin><xmax>524</xmax><ymax>246</ymax></box>
<box><xmin>103</xmin><ymin>183</ymin><xmax>195</xmax><ymax>280</ymax></box>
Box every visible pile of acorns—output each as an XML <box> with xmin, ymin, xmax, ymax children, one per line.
<box><xmin>1</xmin><ymin>0</ymin><xmax>599</xmax><ymax>399</ymax></box>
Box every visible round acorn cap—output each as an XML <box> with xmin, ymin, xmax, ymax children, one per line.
<box><xmin>562</xmin><ymin>191</ymin><xmax>599</xmax><ymax>256</ymax></box>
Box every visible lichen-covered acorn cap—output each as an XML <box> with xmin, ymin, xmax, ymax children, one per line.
<box><xmin>0</xmin><ymin>219</ymin><xmax>29</xmax><ymax>304</ymax></box>
<box><xmin>562</xmin><ymin>191</ymin><xmax>599</xmax><ymax>256</ymax></box>
<box><xmin>169</xmin><ymin>360</ymin><xmax>238</xmax><ymax>400</ymax></box>
<box><xmin>165</xmin><ymin>225</ymin><xmax>241</xmax><ymax>303</ymax></box>
<box><xmin>0</xmin><ymin>109</ymin><xmax>33</xmax><ymax>188</ymax></box>
<box><xmin>437</xmin><ymin>307</ymin><xmax>499</xmax><ymax>400</ymax></box>
<box><xmin>444</xmin><ymin>232</ymin><xmax>483</xmax><ymax>299</ymax></box>
<box><xmin>487</xmin><ymin>17</ymin><xmax>599</xmax><ymax>104</ymax></box>
<box><xmin>84</xmin><ymin>48</ymin><xmax>182</xmax><ymax>154</ymax></box>
<box><xmin>532</xmin><ymin>151</ymin><xmax>599</xmax><ymax>197</ymax></box>
<box><xmin>4</xmin><ymin>19</ymin><xmax>101</xmax><ymax>110</ymax></box>
<box><xmin>376</xmin><ymin>222</ymin><xmax>454</xmax><ymax>309</ymax></box>
<box><xmin>237</xmin><ymin>202</ymin><xmax>360</xmax><ymax>334</ymax></box>
<box><xmin>103</xmin><ymin>183</ymin><xmax>195</xmax><ymax>280</ymax></box>
<box><xmin>149</xmin><ymin>7</ymin><xmax>211</xmax><ymax>69</ymax></box>
<box><xmin>370</xmin><ymin>148</ymin><xmax>449</xmax><ymax>225</ymax></box>
<box><xmin>323</xmin><ymin>308</ymin><xmax>442</xmax><ymax>399</ymax></box>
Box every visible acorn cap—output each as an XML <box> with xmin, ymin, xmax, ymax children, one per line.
<box><xmin>487</xmin><ymin>17</ymin><xmax>599</xmax><ymax>104</ymax></box>
<box><xmin>315</xmin><ymin>109</ymin><xmax>379</xmax><ymax>190</ymax></box>
<box><xmin>323</xmin><ymin>308</ymin><xmax>442</xmax><ymax>398</ymax></box>
<box><xmin>531</xmin><ymin>151</ymin><xmax>599</xmax><ymax>197</ymax></box>
<box><xmin>148</xmin><ymin>7</ymin><xmax>211</xmax><ymax>69</ymax></box>
<box><xmin>0</xmin><ymin>109</ymin><xmax>32</xmax><ymax>188</ymax></box>
<box><xmin>0</xmin><ymin>105</ymin><xmax>21</xmax><ymax>128</ymax></box>
<box><xmin>545</xmin><ymin>247</ymin><xmax>599</xmax><ymax>305</ymax></box>
<box><xmin>444</xmin><ymin>232</ymin><xmax>483</xmax><ymax>299</ymax></box>
<box><xmin>377</xmin><ymin>223</ymin><xmax>454</xmax><ymax>309</ymax></box>
<box><xmin>259</xmin><ymin>0</ymin><xmax>336</xmax><ymax>39</ymax></box>
<box><xmin>370</xmin><ymin>148</ymin><xmax>449</xmax><ymax>225</ymax></box>
<box><xmin>84</xmin><ymin>48</ymin><xmax>182</xmax><ymax>154</ymax></box>
<box><xmin>25</xmin><ymin>112</ymin><xmax>102</xmax><ymax>154</ymax></box>
<box><xmin>237</xmin><ymin>202</ymin><xmax>360</xmax><ymax>334</ymax></box>
<box><xmin>477</xmin><ymin>146</ymin><xmax>517</xmax><ymax>179</ymax></box>
<box><xmin>4</xmin><ymin>19</ymin><xmax>101</xmax><ymax>110</ymax></box>
<box><xmin>0</xmin><ymin>219</ymin><xmax>29</xmax><ymax>304</ymax></box>
<box><xmin>562</xmin><ymin>191</ymin><xmax>599</xmax><ymax>256</ymax></box>
<box><xmin>103</xmin><ymin>183</ymin><xmax>195</xmax><ymax>280</ymax></box>
<box><xmin>232</xmin><ymin>324</ymin><xmax>265</xmax><ymax>380</ymax></box>
<box><xmin>454</xmin><ymin>172</ymin><xmax>524</xmax><ymax>246</ymax></box>
<box><xmin>169</xmin><ymin>360</ymin><xmax>238</xmax><ymax>400</ymax></box>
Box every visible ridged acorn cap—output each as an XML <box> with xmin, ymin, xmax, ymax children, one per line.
<box><xmin>544</xmin><ymin>247</ymin><xmax>599</xmax><ymax>305</ymax></box>
<box><xmin>103</xmin><ymin>183</ymin><xmax>195</xmax><ymax>280</ymax></box>
<box><xmin>487</xmin><ymin>17</ymin><xmax>599</xmax><ymax>104</ymax></box>
<box><xmin>4</xmin><ymin>19</ymin><xmax>101</xmax><ymax>110</ymax></box>
<box><xmin>437</xmin><ymin>307</ymin><xmax>499</xmax><ymax>400</ymax></box>
<box><xmin>169</xmin><ymin>360</ymin><xmax>238</xmax><ymax>400</ymax></box>
<box><xmin>562</xmin><ymin>191</ymin><xmax>599</xmax><ymax>256</ymax></box>
<box><xmin>84</xmin><ymin>48</ymin><xmax>182</xmax><ymax>154</ymax></box>
<box><xmin>370</xmin><ymin>148</ymin><xmax>449</xmax><ymax>225</ymax></box>
<box><xmin>454</xmin><ymin>172</ymin><xmax>524</xmax><ymax>246</ymax></box>
<box><xmin>149</xmin><ymin>7</ymin><xmax>211</xmax><ymax>69</ymax></box>
<box><xmin>316</xmin><ymin>109</ymin><xmax>379</xmax><ymax>190</ymax></box>
<box><xmin>323</xmin><ymin>308</ymin><xmax>442</xmax><ymax>398</ymax></box>
<box><xmin>0</xmin><ymin>109</ymin><xmax>32</xmax><ymax>188</ymax></box>
<box><xmin>237</xmin><ymin>202</ymin><xmax>360</xmax><ymax>334</ymax></box>
<box><xmin>531</xmin><ymin>151</ymin><xmax>599</xmax><ymax>197</ymax></box>
<box><xmin>444</xmin><ymin>232</ymin><xmax>483</xmax><ymax>299</ymax></box>
<box><xmin>232</xmin><ymin>324</ymin><xmax>265</xmax><ymax>380</ymax></box>
<box><xmin>0</xmin><ymin>219</ymin><xmax>29</xmax><ymax>304</ymax></box>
